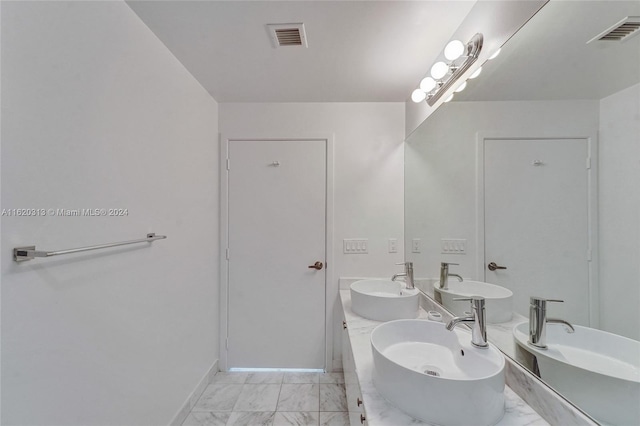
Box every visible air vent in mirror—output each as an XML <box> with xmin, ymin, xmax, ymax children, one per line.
<box><xmin>588</xmin><ymin>16</ymin><xmax>640</xmax><ymax>43</ymax></box>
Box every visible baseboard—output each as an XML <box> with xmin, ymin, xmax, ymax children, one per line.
<box><xmin>169</xmin><ymin>359</ymin><xmax>219</xmax><ymax>426</ymax></box>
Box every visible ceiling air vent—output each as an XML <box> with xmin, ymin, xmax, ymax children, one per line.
<box><xmin>588</xmin><ymin>16</ymin><xmax>640</xmax><ymax>43</ymax></box>
<box><xmin>267</xmin><ymin>23</ymin><xmax>307</xmax><ymax>48</ymax></box>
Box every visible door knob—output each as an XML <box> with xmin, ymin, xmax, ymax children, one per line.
<box><xmin>308</xmin><ymin>261</ymin><xmax>323</xmax><ymax>270</ymax></box>
<box><xmin>488</xmin><ymin>262</ymin><xmax>507</xmax><ymax>271</ymax></box>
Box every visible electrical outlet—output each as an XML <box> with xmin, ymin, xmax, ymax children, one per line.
<box><xmin>441</xmin><ymin>239</ymin><xmax>466</xmax><ymax>254</ymax></box>
<box><xmin>343</xmin><ymin>239</ymin><xmax>368</xmax><ymax>254</ymax></box>
<box><xmin>412</xmin><ymin>238</ymin><xmax>421</xmax><ymax>253</ymax></box>
<box><xmin>388</xmin><ymin>238</ymin><xmax>398</xmax><ymax>253</ymax></box>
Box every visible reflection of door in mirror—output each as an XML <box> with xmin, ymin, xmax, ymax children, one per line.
<box><xmin>482</xmin><ymin>138</ymin><xmax>593</xmax><ymax>326</ymax></box>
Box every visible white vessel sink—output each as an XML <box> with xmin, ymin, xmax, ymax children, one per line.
<box><xmin>371</xmin><ymin>319</ymin><xmax>505</xmax><ymax>425</ymax></box>
<box><xmin>434</xmin><ymin>281</ymin><xmax>513</xmax><ymax>323</ymax></box>
<box><xmin>513</xmin><ymin>322</ymin><xmax>640</xmax><ymax>425</ymax></box>
<box><xmin>350</xmin><ymin>279</ymin><xmax>419</xmax><ymax>322</ymax></box>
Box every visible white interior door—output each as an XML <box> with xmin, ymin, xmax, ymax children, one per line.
<box><xmin>483</xmin><ymin>138</ymin><xmax>591</xmax><ymax>325</ymax></box>
<box><xmin>226</xmin><ymin>139</ymin><xmax>326</xmax><ymax>369</ymax></box>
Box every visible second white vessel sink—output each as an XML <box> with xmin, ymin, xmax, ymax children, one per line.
<box><xmin>350</xmin><ymin>279</ymin><xmax>419</xmax><ymax>321</ymax></box>
<box><xmin>371</xmin><ymin>319</ymin><xmax>505</xmax><ymax>425</ymax></box>
<box><xmin>434</xmin><ymin>280</ymin><xmax>513</xmax><ymax>323</ymax></box>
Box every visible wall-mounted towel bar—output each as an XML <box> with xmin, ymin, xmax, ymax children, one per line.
<box><xmin>13</xmin><ymin>233</ymin><xmax>167</xmax><ymax>262</ymax></box>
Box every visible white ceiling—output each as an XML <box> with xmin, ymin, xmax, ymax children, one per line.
<box><xmin>455</xmin><ymin>0</ymin><xmax>640</xmax><ymax>102</ymax></box>
<box><xmin>126</xmin><ymin>1</ymin><xmax>476</xmax><ymax>102</ymax></box>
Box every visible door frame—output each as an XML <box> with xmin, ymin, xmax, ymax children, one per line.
<box><xmin>475</xmin><ymin>132</ymin><xmax>599</xmax><ymax>327</ymax></box>
<box><xmin>219</xmin><ymin>134</ymin><xmax>335</xmax><ymax>372</ymax></box>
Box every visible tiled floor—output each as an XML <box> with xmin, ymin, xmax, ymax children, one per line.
<box><xmin>182</xmin><ymin>372</ymin><xmax>349</xmax><ymax>426</ymax></box>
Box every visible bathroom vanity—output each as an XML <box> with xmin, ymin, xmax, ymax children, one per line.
<box><xmin>339</xmin><ymin>287</ymin><xmax>548</xmax><ymax>426</ymax></box>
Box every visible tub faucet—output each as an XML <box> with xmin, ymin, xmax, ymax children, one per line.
<box><xmin>446</xmin><ymin>296</ymin><xmax>488</xmax><ymax>349</ymax></box>
<box><xmin>391</xmin><ymin>262</ymin><xmax>415</xmax><ymax>290</ymax></box>
<box><xmin>528</xmin><ymin>297</ymin><xmax>575</xmax><ymax>349</ymax></box>
<box><xmin>439</xmin><ymin>262</ymin><xmax>463</xmax><ymax>290</ymax></box>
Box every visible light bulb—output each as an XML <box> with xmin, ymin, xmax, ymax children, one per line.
<box><xmin>489</xmin><ymin>48</ymin><xmax>501</xmax><ymax>60</ymax></box>
<box><xmin>411</xmin><ymin>88</ymin><xmax>426</xmax><ymax>103</ymax></box>
<box><xmin>469</xmin><ymin>67</ymin><xmax>482</xmax><ymax>79</ymax></box>
<box><xmin>430</xmin><ymin>62</ymin><xmax>449</xmax><ymax>80</ymax></box>
<box><xmin>454</xmin><ymin>81</ymin><xmax>467</xmax><ymax>93</ymax></box>
<box><xmin>444</xmin><ymin>94</ymin><xmax>454</xmax><ymax>103</ymax></box>
<box><xmin>444</xmin><ymin>40</ymin><xmax>465</xmax><ymax>61</ymax></box>
<box><xmin>420</xmin><ymin>77</ymin><xmax>436</xmax><ymax>92</ymax></box>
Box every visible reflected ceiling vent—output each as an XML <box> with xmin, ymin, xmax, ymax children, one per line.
<box><xmin>267</xmin><ymin>23</ymin><xmax>307</xmax><ymax>48</ymax></box>
<box><xmin>588</xmin><ymin>16</ymin><xmax>640</xmax><ymax>43</ymax></box>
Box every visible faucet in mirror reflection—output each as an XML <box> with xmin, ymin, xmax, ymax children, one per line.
<box><xmin>528</xmin><ymin>297</ymin><xmax>575</xmax><ymax>350</ymax></box>
<box><xmin>439</xmin><ymin>262</ymin><xmax>463</xmax><ymax>290</ymax></box>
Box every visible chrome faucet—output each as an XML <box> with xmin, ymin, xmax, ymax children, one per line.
<box><xmin>439</xmin><ymin>262</ymin><xmax>463</xmax><ymax>289</ymax></box>
<box><xmin>446</xmin><ymin>296</ymin><xmax>488</xmax><ymax>349</ymax></box>
<box><xmin>528</xmin><ymin>297</ymin><xmax>575</xmax><ymax>349</ymax></box>
<box><xmin>391</xmin><ymin>262</ymin><xmax>415</xmax><ymax>290</ymax></box>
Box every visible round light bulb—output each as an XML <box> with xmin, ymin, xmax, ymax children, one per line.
<box><xmin>430</xmin><ymin>61</ymin><xmax>449</xmax><ymax>80</ymax></box>
<box><xmin>454</xmin><ymin>81</ymin><xmax>467</xmax><ymax>93</ymax></box>
<box><xmin>444</xmin><ymin>94</ymin><xmax>454</xmax><ymax>103</ymax></box>
<box><xmin>411</xmin><ymin>88</ymin><xmax>426</xmax><ymax>103</ymax></box>
<box><xmin>444</xmin><ymin>40</ymin><xmax>465</xmax><ymax>61</ymax></box>
<box><xmin>489</xmin><ymin>48</ymin><xmax>501</xmax><ymax>60</ymax></box>
<box><xmin>469</xmin><ymin>67</ymin><xmax>482</xmax><ymax>79</ymax></box>
<box><xmin>420</xmin><ymin>77</ymin><xmax>436</xmax><ymax>92</ymax></box>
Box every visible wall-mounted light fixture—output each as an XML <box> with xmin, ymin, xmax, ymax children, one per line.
<box><xmin>412</xmin><ymin>33</ymin><xmax>491</xmax><ymax>106</ymax></box>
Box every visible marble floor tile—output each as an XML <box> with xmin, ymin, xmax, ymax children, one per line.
<box><xmin>273</xmin><ymin>411</ymin><xmax>320</xmax><ymax>426</ymax></box>
<box><xmin>319</xmin><ymin>384</ymin><xmax>347</xmax><ymax>412</ymax></box>
<box><xmin>182</xmin><ymin>411</ymin><xmax>230</xmax><ymax>426</ymax></box>
<box><xmin>234</xmin><ymin>384</ymin><xmax>281</xmax><ymax>411</ymax></box>
<box><xmin>319</xmin><ymin>412</ymin><xmax>349</xmax><ymax>426</ymax></box>
<box><xmin>193</xmin><ymin>384</ymin><xmax>243</xmax><ymax>412</ymax></box>
<box><xmin>211</xmin><ymin>372</ymin><xmax>249</xmax><ymax>384</ymax></box>
<box><xmin>283</xmin><ymin>372</ymin><xmax>320</xmax><ymax>384</ymax></box>
<box><xmin>246</xmin><ymin>372</ymin><xmax>285</xmax><ymax>384</ymax></box>
<box><xmin>277</xmin><ymin>384</ymin><xmax>320</xmax><ymax>411</ymax></box>
<box><xmin>227</xmin><ymin>411</ymin><xmax>275</xmax><ymax>426</ymax></box>
<box><xmin>319</xmin><ymin>373</ymin><xmax>344</xmax><ymax>384</ymax></box>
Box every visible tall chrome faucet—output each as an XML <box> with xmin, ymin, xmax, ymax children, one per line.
<box><xmin>391</xmin><ymin>262</ymin><xmax>415</xmax><ymax>290</ymax></box>
<box><xmin>446</xmin><ymin>296</ymin><xmax>488</xmax><ymax>349</ymax></box>
<box><xmin>528</xmin><ymin>297</ymin><xmax>575</xmax><ymax>349</ymax></box>
<box><xmin>439</xmin><ymin>262</ymin><xmax>463</xmax><ymax>289</ymax></box>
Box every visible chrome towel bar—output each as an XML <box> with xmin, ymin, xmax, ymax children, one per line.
<box><xmin>13</xmin><ymin>233</ymin><xmax>167</xmax><ymax>262</ymax></box>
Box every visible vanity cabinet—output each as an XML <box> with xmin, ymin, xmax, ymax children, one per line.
<box><xmin>341</xmin><ymin>317</ymin><xmax>368</xmax><ymax>426</ymax></box>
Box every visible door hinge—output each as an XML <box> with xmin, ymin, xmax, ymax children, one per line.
<box><xmin>226</xmin><ymin>158</ymin><xmax>230</xmax><ymax>170</ymax></box>
<box><xmin>225</xmin><ymin>337</ymin><xmax>229</xmax><ymax>349</ymax></box>
<box><xmin>226</xmin><ymin>248</ymin><xmax>230</xmax><ymax>260</ymax></box>
<box><xmin>587</xmin><ymin>249</ymin><xmax>592</xmax><ymax>261</ymax></box>
<box><xmin>586</xmin><ymin>157</ymin><xmax>591</xmax><ymax>169</ymax></box>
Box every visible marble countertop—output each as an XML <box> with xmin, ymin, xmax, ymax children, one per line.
<box><xmin>339</xmin><ymin>289</ymin><xmax>548</xmax><ymax>426</ymax></box>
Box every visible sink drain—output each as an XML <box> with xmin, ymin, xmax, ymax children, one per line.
<box><xmin>420</xmin><ymin>365</ymin><xmax>442</xmax><ymax>377</ymax></box>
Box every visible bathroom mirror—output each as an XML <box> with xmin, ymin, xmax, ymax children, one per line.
<box><xmin>405</xmin><ymin>1</ymin><xmax>639</xmax><ymax>424</ymax></box>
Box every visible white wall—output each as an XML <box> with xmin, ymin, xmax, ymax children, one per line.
<box><xmin>219</xmin><ymin>103</ymin><xmax>405</xmax><ymax>367</ymax></box>
<box><xmin>1</xmin><ymin>2</ymin><xmax>219</xmax><ymax>425</ymax></box>
<box><xmin>598</xmin><ymin>83</ymin><xmax>640</xmax><ymax>341</ymax></box>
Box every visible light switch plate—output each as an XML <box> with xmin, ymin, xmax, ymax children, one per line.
<box><xmin>441</xmin><ymin>239</ymin><xmax>466</xmax><ymax>254</ymax></box>
<box><xmin>344</xmin><ymin>239</ymin><xmax>368</xmax><ymax>254</ymax></box>
<box><xmin>388</xmin><ymin>238</ymin><xmax>398</xmax><ymax>253</ymax></box>
<box><xmin>412</xmin><ymin>238</ymin><xmax>421</xmax><ymax>253</ymax></box>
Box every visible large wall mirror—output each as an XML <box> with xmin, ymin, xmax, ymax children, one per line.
<box><xmin>405</xmin><ymin>1</ymin><xmax>639</xmax><ymax>424</ymax></box>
